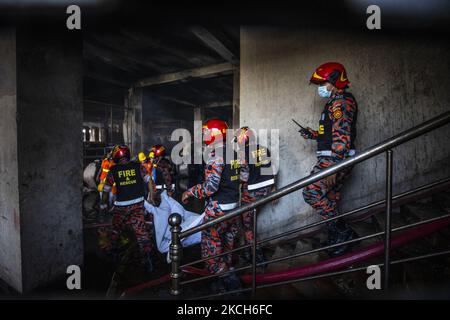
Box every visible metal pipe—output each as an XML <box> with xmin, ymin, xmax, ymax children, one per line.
<box><xmin>256</xmin><ymin>249</ymin><xmax>450</xmax><ymax>291</ymax></box>
<box><xmin>180</xmin><ymin>111</ymin><xmax>450</xmax><ymax>239</ymax></box>
<box><xmin>169</xmin><ymin>213</ymin><xmax>183</xmax><ymax>296</ymax></box>
<box><xmin>241</xmin><ymin>215</ymin><xmax>450</xmax><ymax>285</ymax></box>
<box><xmin>193</xmin><ymin>249</ymin><xmax>450</xmax><ymax>300</ymax></box>
<box><xmin>384</xmin><ymin>150</ymin><xmax>393</xmax><ymax>291</ymax></box>
<box><xmin>180</xmin><ymin>213</ymin><xmax>450</xmax><ymax>286</ymax></box>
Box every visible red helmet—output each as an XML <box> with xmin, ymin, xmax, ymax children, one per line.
<box><xmin>235</xmin><ymin>126</ymin><xmax>256</xmax><ymax>145</ymax></box>
<box><xmin>112</xmin><ymin>145</ymin><xmax>130</xmax><ymax>163</ymax></box>
<box><xmin>149</xmin><ymin>145</ymin><xmax>166</xmax><ymax>159</ymax></box>
<box><xmin>202</xmin><ymin>119</ymin><xmax>228</xmax><ymax>146</ymax></box>
<box><xmin>310</xmin><ymin>62</ymin><xmax>350</xmax><ymax>89</ymax></box>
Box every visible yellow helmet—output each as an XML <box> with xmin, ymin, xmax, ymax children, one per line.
<box><xmin>138</xmin><ymin>152</ymin><xmax>147</xmax><ymax>162</ymax></box>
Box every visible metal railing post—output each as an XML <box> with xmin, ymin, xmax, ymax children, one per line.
<box><xmin>384</xmin><ymin>150</ymin><xmax>393</xmax><ymax>292</ymax></box>
<box><xmin>169</xmin><ymin>213</ymin><xmax>183</xmax><ymax>297</ymax></box>
<box><xmin>251</xmin><ymin>208</ymin><xmax>257</xmax><ymax>298</ymax></box>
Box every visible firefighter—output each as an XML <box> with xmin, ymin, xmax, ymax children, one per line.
<box><xmin>138</xmin><ymin>151</ymin><xmax>153</xmax><ymax>197</ymax></box>
<box><xmin>96</xmin><ymin>149</ymin><xmax>115</xmax><ymax>207</ymax></box>
<box><xmin>301</xmin><ymin>62</ymin><xmax>358</xmax><ymax>257</ymax></box>
<box><xmin>235</xmin><ymin>126</ymin><xmax>276</xmax><ymax>264</ymax></box>
<box><xmin>181</xmin><ymin>119</ymin><xmax>242</xmax><ymax>292</ymax></box>
<box><xmin>100</xmin><ymin>145</ymin><xmax>155</xmax><ymax>272</ymax></box>
<box><xmin>149</xmin><ymin>145</ymin><xmax>176</xmax><ymax>197</ymax></box>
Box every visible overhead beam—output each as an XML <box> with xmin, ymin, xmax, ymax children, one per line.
<box><xmin>157</xmin><ymin>95</ymin><xmax>196</xmax><ymax>107</ymax></box>
<box><xmin>84</xmin><ymin>71</ymin><xmax>129</xmax><ymax>88</ymax></box>
<box><xmin>201</xmin><ymin>101</ymin><xmax>232</xmax><ymax>108</ymax></box>
<box><xmin>84</xmin><ymin>42</ymin><xmax>139</xmax><ymax>74</ymax></box>
<box><xmin>135</xmin><ymin>62</ymin><xmax>235</xmax><ymax>87</ymax></box>
<box><xmin>190</xmin><ymin>26</ymin><xmax>239</xmax><ymax>65</ymax></box>
<box><xmin>86</xmin><ymin>35</ymin><xmax>166</xmax><ymax>74</ymax></box>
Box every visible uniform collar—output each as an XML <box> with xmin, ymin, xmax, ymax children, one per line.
<box><xmin>328</xmin><ymin>89</ymin><xmax>346</xmax><ymax>102</ymax></box>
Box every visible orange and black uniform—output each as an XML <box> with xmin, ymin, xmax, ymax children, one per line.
<box><xmin>153</xmin><ymin>158</ymin><xmax>176</xmax><ymax>194</ymax></box>
<box><xmin>240</xmin><ymin>143</ymin><xmax>275</xmax><ymax>243</ymax></box>
<box><xmin>98</xmin><ymin>158</ymin><xmax>113</xmax><ymax>191</ymax></box>
<box><xmin>302</xmin><ymin>90</ymin><xmax>358</xmax><ymax>219</ymax></box>
<box><xmin>186</xmin><ymin>143</ymin><xmax>241</xmax><ymax>274</ymax></box>
<box><xmin>103</xmin><ymin>162</ymin><xmax>154</xmax><ymax>268</ymax></box>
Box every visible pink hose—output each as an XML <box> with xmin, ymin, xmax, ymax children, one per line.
<box><xmin>241</xmin><ymin>217</ymin><xmax>450</xmax><ymax>285</ymax></box>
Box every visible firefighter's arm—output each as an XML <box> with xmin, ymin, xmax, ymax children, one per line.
<box><xmin>139</xmin><ymin>164</ymin><xmax>154</xmax><ymax>197</ymax></box>
<box><xmin>240</xmin><ymin>157</ymin><xmax>249</xmax><ymax>183</ymax></box>
<box><xmin>183</xmin><ymin>157</ymin><xmax>224</xmax><ymax>202</ymax></box>
<box><xmin>330</xmin><ymin>102</ymin><xmax>353</xmax><ymax>160</ymax></box>
<box><xmin>100</xmin><ymin>172</ymin><xmax>114</xmax><ymax>210</ymax></box>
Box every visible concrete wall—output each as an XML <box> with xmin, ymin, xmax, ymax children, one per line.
<box><xmin>0</xmin><ymin>29</ymin><xmax>22</xmax><ymax>292</ymax></box>
<box><xmin>141</xmin><ymin>90</ymin><xmax>194</xmax><ymax>156</ymax></box>
<box><xmin>16</xmin><ymin>30</ymin><xmax>84</xmax><ymax>292</ymax></box>
<box><xmin>0</xmin><ymin>29</ymin><xmax>83</xmax><ymax>292</ymax></box>
<box><xmin>240</xmin><ymin>27</ymin><xmax>450</xmax><ymax>239</ymax></box>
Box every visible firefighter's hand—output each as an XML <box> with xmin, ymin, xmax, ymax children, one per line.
<box><xmin>325</xmin><ymin>174</ymin><xmax>337</xmax><ymax>188</ymax></box>
<box><xmin>300</xmin><ymin>127</ymin><xmax>315</xmax><ymax>140</ymax></box>
<box><xmin>181</xmin><ymin>191</ymin><xmax>191</xmax><ymax>204</ymax></box>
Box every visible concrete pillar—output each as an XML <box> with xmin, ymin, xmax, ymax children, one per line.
<box><xmin>0</xmin><ymin>28</ymin><xmax>83</xmax><ymax>293</ymax></box>
<box><xmin>130</xmin><ymin>87</ymin><xmax>143</xmax><ymax>155</ymax></box>
<box><xmin>0</xmin><ymin>28</ymin><xmax>22</xmax><ymax>293</ymax></box>
<box><xmin>194</xmin><ymin>106</ymin><xmax>204</xmax><ymax>123</ymax></box>
<box><xmin>232</xmin><ymin>70</ymin><xmax>240</xmax><ymax>130</ymax></box>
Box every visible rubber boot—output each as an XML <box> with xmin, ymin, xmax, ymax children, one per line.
<box><xmin>326</xmin><ymin>220</ymin><xmax>339</xmax><ymax>248</ymax></box>
<box><xmin>240</xmin><ymin>248</ymin><xmax>252</xmax><ymax>264</ymax></box>
<box><xmin>223</xmin><ymin>271</ymin><xmax>242</xmax><ymax>292</ymax></box>
<box><xmin>240</xmin><ymin>247</ymin><xmax>266</xmax><ymax>266</ymax></box>
<box><xmin>328</xmin><ymin>220</ymin><xmax>359</xmax><ymax>257</ymax></box>
<box><xmin>210</xmin><ymin>277</ymin><xmax>226</xmax><ymax>293</ymax></box>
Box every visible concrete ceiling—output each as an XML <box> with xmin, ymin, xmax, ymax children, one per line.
<box><xmin>83</xmin><ymin>26</ymin><xmax>239</xmax><ymax>108</ymax></box>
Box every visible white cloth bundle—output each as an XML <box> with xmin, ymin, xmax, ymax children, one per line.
<box><xmin>144</xmin><ymin>191</ymin><xmax>204</xmax><ymax>254</ymax></box>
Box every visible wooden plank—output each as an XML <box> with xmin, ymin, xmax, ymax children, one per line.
<box><xmin>190</xmin><ymin>26</ymin><xmax>239</xmax><ymax>65</ymax></box>
<box><xmin>135</xmin><ymin>62</ymin><xmax>235</xmax><ymax>87</ymax></box>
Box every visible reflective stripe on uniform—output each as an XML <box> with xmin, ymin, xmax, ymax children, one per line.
<box><xmin>316</xmin><ymin>149</ymin><xmax>356</xmax><ymax>157</ymax></box>
<box><xmin>156</xmin><ymin>184</ymin><xmax>175</xmax><ymax>190</ymax></box>
<box><xmin>316</xmin><ymin>150</ymin><xmax>332</xmax><ymax>156</ymax></box>
<box><xmin>218</xmin><ymin>202</ymin><xmax>238</xmax><ymax>211</ymax></box>
<box><xmin>247</xmin><ymin>178</ymin><xmax>275</xmax><ymax>191</ymax></box>
<box><xmin>114</xmin><ymin>197</ymin><xmax>144</xmax><ymax>207</ymax></box>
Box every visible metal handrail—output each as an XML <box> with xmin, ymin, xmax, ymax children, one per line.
<box><xmin>179</xmin><ymin>111</ymin><xmax>450</xmax><ymax>239</ymax></box>
<box><xmin>193</xmin><ymin>248</ymin><xmax>450</xmax><ymax>300</ymax></box>
<box><xmin>168</xmin><ymin>110</ymin><xmax>450</xmax><ymax>297</ymax></box>
<box><xmin>179</xmin><ymin>176</ymin><xmax>450</xmax><ymax>269</ymax></box>
<box><xmin>179</xmin><ymin>212</ymin><xmax>450</xmax><ymax>287</ymax></box>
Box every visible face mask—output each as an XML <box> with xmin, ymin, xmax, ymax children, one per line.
<box><xmin>318</xmin><ymin>85</ymin><xmax>331</xmax><ymax>98</ymax></box>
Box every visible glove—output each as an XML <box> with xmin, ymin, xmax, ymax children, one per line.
<box><xmin>300</xmin><ymin>127</ymin><xmax>316</xmax><ymax>140</ymax></box>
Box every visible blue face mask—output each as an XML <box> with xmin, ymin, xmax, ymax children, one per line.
<box><xmin>318</xmin><ymin>85</ymin><xmax>331</xmax><ymax>98</ymax></box>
